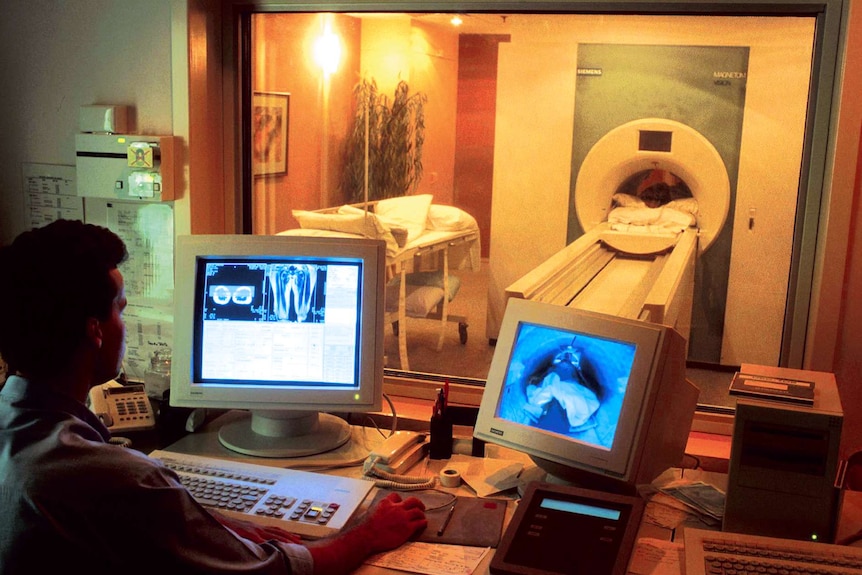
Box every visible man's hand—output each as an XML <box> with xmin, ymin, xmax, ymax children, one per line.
<box><xmin>361</xmin><ymin>491</ymin><xmax>428</xmax><ymax>553</ymax></box>
<box><xmin>307</xmin><ymin>491</ymin><xmax>427</xmax><ymax>575</ymax></box>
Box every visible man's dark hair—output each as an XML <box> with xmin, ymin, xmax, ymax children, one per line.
<box><xmin>0</xmin><ymin>220</ymin><xmax>128</xmax><ymax>378</ymax></box>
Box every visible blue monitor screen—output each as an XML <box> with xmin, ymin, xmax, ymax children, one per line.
<box><xmin>495</xmin><ymin>322</ymin><xmax>637</xmax><ymax>450</ymax></box>
<box><xmin>194</xmin><ymin>257</ymin><xmax>363</xmax><ymax>388</ymax></box>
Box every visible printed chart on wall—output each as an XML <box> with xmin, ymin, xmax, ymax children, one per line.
<box><xmin>22</xmin><ymin>163</ymin><xmax>84</xmax><ymax>227</ymax></box>
<box><xmin>88</xmin><ymin>201</ymin><xmax>175</xmax><ymax>390</ymax></box>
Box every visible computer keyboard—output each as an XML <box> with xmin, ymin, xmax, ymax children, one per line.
<box><xmin>684</xmin><ymin>527</ymin><xmax>862</xmax><ymax>575</ymax></box>
<box><xmin>149</xmin><ymin>450</ymin><xmax>373</xmax><ymax>540</ymax></box>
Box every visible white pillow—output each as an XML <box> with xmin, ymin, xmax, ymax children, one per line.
<box><xmin>291</xmin><ymin>209</ymin><xmax>399</xmax><ymax>256</ymax></box>
<box><xmin>426</xmin><ymin>204</ymin><xmax>475</xmax><ymax>231</ymax></box>
<box><xmin>374</xmin><ymin>194</ymin><xmax>433</xmax><ymax>244</ymax></box>
<box><xmin>339</xmin><ymin>204</ymin><xmax>408</xmax><ymax>247</ymax></box>
<box><xmin>664</xmin><ymin>197</ymin><xmax>699</xmax><ymax>217</ymax></box>
<box><xmin>336</xmin><ymin>204</ymin><xmax>366</xmax><ymax>216</ymax></box>
<box><xmin>612</xmin><ymin>193</ymin><xmax>646</xmax><ymax>208</ymax></box>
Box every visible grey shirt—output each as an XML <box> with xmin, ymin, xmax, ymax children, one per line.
<box><xmin>0</xmin><ymin>375</ymin><xmax>313</xmax><ymax>575</ymax></box>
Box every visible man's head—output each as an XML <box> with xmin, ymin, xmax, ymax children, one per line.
<box><xmin>0</xmin><ymin>220</ymin><xmax>128</xmax><ymax>384</ymax></box>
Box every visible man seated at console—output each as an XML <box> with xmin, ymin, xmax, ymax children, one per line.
<box><xmin>0</xmin><ymin>219</ymin><xmax>427</xmax><ymax>574</ymax></box>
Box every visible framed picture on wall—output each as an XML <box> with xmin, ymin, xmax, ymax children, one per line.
<box><xmin>252</xmin><ymin>91</ymin><xmax>289</xmax><ymax>176</ymax></box>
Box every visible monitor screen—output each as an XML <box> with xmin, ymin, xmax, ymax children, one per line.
<box><xmin>170</xmin><ymin>234</ymin><xmax>386</xmax><ymax>458</ymax></box>
<box><xmin>474</xmin><ymin>298</ymin><xmax>698</xmax><ymax>493</ymax></box>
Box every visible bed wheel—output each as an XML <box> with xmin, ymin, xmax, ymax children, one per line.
<box><xmin>459</xmin><ymin>322</ymin><xmax>468</xmax><ymax>344</ymax></box>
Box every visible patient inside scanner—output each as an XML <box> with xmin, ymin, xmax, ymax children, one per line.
<box><xmin>605</xmin><ymin>168</ymin><xmax>699</xmax><ymax>240</ymax></box>
<box><xmin>497</xmin><ymin>322</ymin><xmax>637</xmax><ymax>450</ymax></box>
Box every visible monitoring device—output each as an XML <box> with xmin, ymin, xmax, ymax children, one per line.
<box><xmin>169</xmin><ymin>234</ymin><xmax>387</xmax><ymax>458</ymax></box>
<box><xmin>491</xmin><ymin>481</ymin><xmax>644</xmax><ymax>575</ymax></box>
<box><xmin>473</xmin><ymin>298</ymin><xmax>698</xmax><ymax>494</ymax></box>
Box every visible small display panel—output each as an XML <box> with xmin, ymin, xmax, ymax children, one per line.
<box><xmin>193</xmin><ymin>257</ymin><xmax>363</xmax><ymax>388</ymax></box>
<box><xmin>492</xmin><ymin>482</ymin><xmax>644</xmax><ymax>575</ymax></box>
<box><xmin>638</xmin><ymin>130</ymin><xmax>672</xmax><ymax>152</ymax></box>
<box><xmin>495</xmin><ymin>322</ymin><xmax>637</xmax><ymax>450</ymax></box>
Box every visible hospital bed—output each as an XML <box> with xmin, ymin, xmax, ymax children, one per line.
<box><xmin>279</xmin><ymin>195</ymin><xmax>481</xmax><ymax>371</ymax></box>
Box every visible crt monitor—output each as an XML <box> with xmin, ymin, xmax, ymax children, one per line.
<box><xmin>473</xmin><ymin>298</ymin><xmax>699</xmax><ymax>494</ymax></box>
<box><xmin>170</xmin><ymin>234</ymin><xmax>386</xmax><ymax>458</ymax></box>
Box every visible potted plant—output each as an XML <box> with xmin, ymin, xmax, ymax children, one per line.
<box><xmin>341</xmin><ymin>78</ymin><xmax>427</xmax><ymax>203</ymax></box>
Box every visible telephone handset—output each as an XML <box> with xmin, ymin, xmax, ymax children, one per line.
<box><xmin>87</xmin><ymin>380</ymin><xmax>156</xmax><ymax>432</ymax></box>
<box><xmin>363</xmin><ymin>431</ymin><xmax>434</xmax><ymax>490</ymax></box>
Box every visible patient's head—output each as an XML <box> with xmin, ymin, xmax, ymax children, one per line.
<box><xmin>637</xmin><ymin>182</ymin><xmax>672</xmax><ymax>208</ymax></box>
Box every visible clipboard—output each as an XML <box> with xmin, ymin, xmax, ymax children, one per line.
<box><xmin>371</xmin><ymin>489</ymin><xmax>508</xmax><ymax>547</ymax></box>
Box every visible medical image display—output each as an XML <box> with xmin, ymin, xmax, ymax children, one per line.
<box><xmin>203</xmin><ymin>262</ymin><xmax>326</xmax><ymax>323</ymax></box>
<box><xmin>496</xmin><ymin>322</ymin><xmax>637</xmax><ymax>450</ymax></box>
<box><xmin>195</xmin><ymin>257</ymin><xmax>363</xmax><ymax>387</ymax></box>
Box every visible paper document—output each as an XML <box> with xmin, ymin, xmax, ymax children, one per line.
<box><xmin>659</xmin><ymin>481</ymin><xmax>724</xmax><ymax>522</ymax></box>
<box><xmin>627</xmin><ymin>538</ymin><xmax>683</xmax><ymax>575</ymax></box>
<box><xmin>445</xmin><ymin>454</ymin><xmax>524</xmax><ymax>497</ymax></box>
<box><xmin>365</xmin><ymin>541</ymin><xmax>490</xmax><ymax>575</ymax></box>
<box><xmin>643</xmin><ymin>493</ymin><xmax>699</xmax><ymax>529</ymax></box>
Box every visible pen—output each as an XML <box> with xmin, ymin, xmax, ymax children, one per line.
<box><xmin>437</xmin><ymin>501</ymin><xmax>457</xmax><ymax>536</ymax></box>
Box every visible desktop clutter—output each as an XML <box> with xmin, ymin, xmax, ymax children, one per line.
<box><xmin>112</xmin><ymin>253</ymin><xmax>858</xmax><ymax>575</ymax></box>
<box><xmin>357</xmin><ymin>362</ymin><xmax>859</xmax><ymax>575</ymax></box>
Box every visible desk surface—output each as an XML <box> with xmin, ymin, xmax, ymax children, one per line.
<box><xmin>158</xmin><ymin>411</ymin><xmax>862</xmax><ymax>575</ymax></box>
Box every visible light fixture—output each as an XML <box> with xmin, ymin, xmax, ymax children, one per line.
<box><xmin>450</xmin><ymin>15</ymin><xmax>463</xmax><ymax>27</ymax></box>
<box><xmin>314</xmin><ymin>22</ymin><xmax>341</xmax><ymax>76</ymax></box>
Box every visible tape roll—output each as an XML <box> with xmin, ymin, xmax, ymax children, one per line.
<box><xmin>439</xmin><ymin>468</ymin><xmax>461</xmax><ymax>487</ymax></box>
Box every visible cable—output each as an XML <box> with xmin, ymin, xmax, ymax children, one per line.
<box><xmin>109</xmin><ymin>436</ymin><xmax>133</xmax><ymax>448</ymax></box>
<box><xmin>381</xmin><ymin>392</ymin><xmax>398</xmax><ymax>436</ymax></box>
<box><xmin>358</xmin><ymin>393</ymin><xmax>399</xmax><ymax>439</ymax></box>
<box><xmin>420</xmin><ymin>489</ymin><xmax>458</xmax><ymax>512</ymax></box>
<box><xmin>681</xmin><ymin>453</ymin><xmax>701</xmax><ymax>470</ymax></box>
<box><xmin>362</xmin><ymin>455</ymin><xmax>437</xmax><ymax>490</ymax></box>
<box><xmin>372</xmin><ymin>477</ymin><xmax>436</xmax><ymax>491</ymax></box>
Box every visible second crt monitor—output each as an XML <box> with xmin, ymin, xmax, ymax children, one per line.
<box><xmin>473</xmin><ymin>298</ymin><xmax>698</xmax><ymax>494</ymax></box>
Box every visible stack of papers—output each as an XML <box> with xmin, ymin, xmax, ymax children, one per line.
<box><xmin>657</xmin><ymin>481</ymin><xmax>725</xmax><ymax>526</ymax></box>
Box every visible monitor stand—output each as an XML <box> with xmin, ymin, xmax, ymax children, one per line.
<box><xmin>517</xmin><ymin>456</ymin><xmax>638</xmax><ymax>497</ymax></box>
<box><xmin>218</xmin><ymin>410</ymin><xmax>351</xmax><ymax>458</ymax></box>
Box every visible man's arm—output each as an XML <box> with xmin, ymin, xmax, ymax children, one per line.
<box><xmin>306</xmin><ymin>491</ymin><xmax>427</xmax><ymax>575</ymax></box>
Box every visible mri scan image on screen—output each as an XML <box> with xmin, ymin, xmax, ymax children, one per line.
<box><xmin>170</xmin><ymin>234</ymin><xmax>386</xmax><ymax>459</ymax></box>
<box><xmin>197</xmin><ymin>259</ymin><xmax>357</xmax><ymax>385</ymax></box>
<box><xmin>474</xmin><ymin>298</ymin><xmax>699</xmax><ymax>493</ymax></box>
<box><xmin>497</xmin><ymin>322</ymin><xmax>637</xmax><ymax>451</ymax></box>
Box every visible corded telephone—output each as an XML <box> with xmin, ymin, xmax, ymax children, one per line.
<box><xmin>87</xmin><ymin>380</ymin><xmax>156</xmax><ymax>432</ymax></box>
<box><xmin>363</xmin><ymin>431</ymin><xmax>434</xmax><ymax>490</ymax></box>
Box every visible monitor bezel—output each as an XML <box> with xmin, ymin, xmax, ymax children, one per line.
<box><xmin>473</xmin><ymin>297</ymin><xmax>667</xmax><ymax>481</ymax></box>
<box><xmin>170</xmin><ymin>234</ymin><xmax>386</xmax><ymax>413</ymax></box>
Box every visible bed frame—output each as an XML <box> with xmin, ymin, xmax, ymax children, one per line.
<box><xmin>283</xmin><ymin>200</ymin><xmax>480</xmax><ymax>372</ymax></box>
<box><xmin>386</xmin><ymin>228</ymin><xmax>478</xmax><ymax>371</ymax></box>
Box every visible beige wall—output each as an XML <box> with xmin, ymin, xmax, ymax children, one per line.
<box><xmin>0</xmin><ymin>0</ymin><xmax>175</xmax><ymax>245</ymax></box>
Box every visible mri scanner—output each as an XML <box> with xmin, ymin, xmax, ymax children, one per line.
<box><xmin>505</xmin><ymin>117</ymin><xmax>732</xmax><ymax>344</ymax></box>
